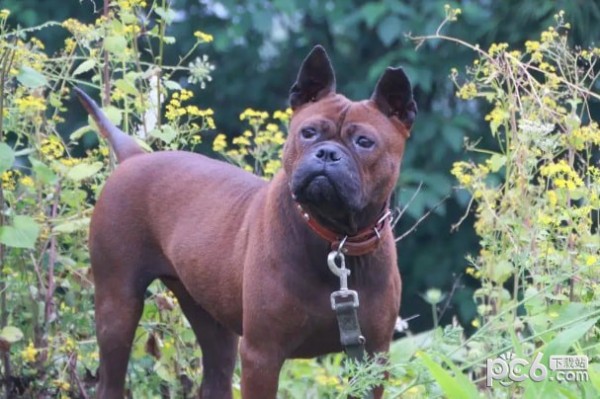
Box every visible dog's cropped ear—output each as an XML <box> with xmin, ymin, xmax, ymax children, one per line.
<box><xmin>371</xmin><ymin>67</ymin><xmax>417</xmax><ymax>129</ymax></box>
<box><xmin>289</xmin><ymin>45</ymin><xmax>336</xmax><ymax>110</ymax></box>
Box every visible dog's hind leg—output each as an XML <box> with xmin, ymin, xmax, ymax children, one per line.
<box><xmin>94</xmin><ymin>270</ymin><xmax>151</xmax><ymax>399</ymax></box>
<box><xmin>162</xmin><ymin>277</ymin><xmax>238</xmax><ymax>399</ymax></box>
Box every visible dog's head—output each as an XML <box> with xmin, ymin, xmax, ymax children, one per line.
<box><xmin>284</xmin><ymin>45</ymin><xmax>417</xmax><ymax>234</ymax></box>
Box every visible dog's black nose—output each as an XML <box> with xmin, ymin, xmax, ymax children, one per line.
<box><xmin>315</xmin><ymin>145</ymin><xmax>342</xmax><ymax>163</ymax></box>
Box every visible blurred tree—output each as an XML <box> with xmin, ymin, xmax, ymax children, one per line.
<box><xmin>4</xmin><ymin>0</ymin><xmax>600</xmax><ymax>333</ymax></box>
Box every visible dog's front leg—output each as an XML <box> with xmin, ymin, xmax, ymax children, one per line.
<box><xmin>240</xmin><ymin>337</ymin><xmax>284</xmax><ymax>399</ymax></box>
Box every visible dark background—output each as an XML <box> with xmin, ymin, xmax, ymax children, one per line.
<box><xmin>4</xmin><ymin>0</ymin><xmax>600</xmax><ymax>333</ymax></box>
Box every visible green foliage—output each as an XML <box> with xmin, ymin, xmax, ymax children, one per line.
<box><xmin>0</xmin><ymin>1</ymin><xmax>599</xmax><ymax>398</ymax></box>
<box><xmin>0</xmin><ymin>1</ymin><xmax>216</xmax><ymax>396</ymax></box>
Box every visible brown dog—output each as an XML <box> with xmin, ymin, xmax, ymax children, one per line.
<box><xmin>75</xmin><ymin>45</ymin><xmax>416</xmax><ymax>399</ymax></box>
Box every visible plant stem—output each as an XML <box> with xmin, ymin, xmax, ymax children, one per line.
<box><xmin>43</xmin><ymin>183</ymin><xmax>61</xmax><ymax>332</ymax></box>
<box><xmin>0</xmin><ymin>46</ymin><xmax>14</xmax><ymax>399</ymax></box>
<box><xmin>102</xmin><ymin>0</ymin><xmax>110</xmax><ymax>106</ymax></box>
<box><xmin>156</xmin><ymin>0</ymin><xmax>167</xmax><ymax>128</ymax></box>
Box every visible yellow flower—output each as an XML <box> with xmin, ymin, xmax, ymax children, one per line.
<box><xmin>179</xmin><ymin>89</ymin><xmax>194</xmax><ymax>101</ymax></box>
<box><xmin>240</xmin><ymin>108</ymin><xmax>268</xmax><ymax>124</ymax></box>
<box><xmin>488</xmin><ymin>42</ymin><xmax>509</xmax><ymax>57</ymax></box>
<box><xmin>21</xmin><ymin>342</ymin><xmax>38</xmax><ymax>363</ymax></box>
<box><xmin>194</xmin><ymin>30</ymin><xmax>214</xmax><ymax>43</ymax></box>
<box><xmin>123</xmin><ymin>24</ymin><xmax>141</xmax><ymax>35</ymax></box>
<box><xmin>63</xmin><ymin>337</ymin><xmax>76</xmax><ymax>353</ymax></box>
<box><xmin>2</xmin><ymin>170</ymin><xmax>20</xmax><ymax>191</ymax></box>
<box><xmin>456</xmin><ymin>82</ymin><xmax>477</xmax><ymax>100</ymax></box>
<box><xmin>315</xmin><ymin>373</ymin><xmax>340</xmax><ymax>388</ymax></box>
<box><xmin>0</xmin><ymin>9</ymin><xmax>10</xmax><ymax>19</ymax></box>
<box><xmin>30</xmin><ymin>37</ymin><xmax>45</xmax><ymax>50</ymax></box>
<box><xmin>484</xmin><ymin>105</ymin><xmax>507</xmax><ymax>128</ymax></box>
<box><xmin>62</xmin><ymin>18</ymin><xmax>93</xmax><ymax>36</ymax></box>
<box><xmin>232</xmin><ymin>136</ymin><xmax>251</xmax><ymax>147</ymax></box>
<box><xmin>60</xmin><ymin>158</ymin><xmax>81</xmax><ymax>167</ymax></box>
<box><xmin>541</xmin><ymin>27</ymin><xmax>559</xmax><ymax>43</ymax></box>
<box><xmin>212</xmin><ymin>134</ymin><xmax>228</xmax><ymax>153</ymax></box>
<box><xmin>64</xmin><ymin>38</ymin><xmax>77</xmax><ymax>53</ymax></box>
<box><xmin>539</xmin><ymin>62</ymin><xmax>555</xmax><ymax>72</ymax></box>
<box><xmin>525</xmin><ymin>40</ymin><xmax>540</xmax><ymax>53</ymax></box>
<box><xmin>52</xmin><ymin>379</ymin><xmax>71</xmax><ymax>391</ymax></box>
<box><xmin>117</xmin><ymin>0</ymin><xmax>147</xmax><ymax>10</ymax></box>
<box><xmin>40</xmin><ymin>136</ymin><xmax>65</xmax><ymax>160</ymax></box>
<box><xmin>273</xmin><ymin>108</ymin><xmax>293</xmax><ymax>123</ymax></box>
<box><xmin>15</xmin><ymin>95</ymin><xmax>47</xmax><ymax>114</ymax></box>
<box><xmin>265</xmin><ymin>123</ymin><xmax>279</xmax><ymax>133</ymax></box>
<box><xmin>547</xmin><ymin>190</ymin><xmax>558</xmax><ymax>206</ymax></box>
<box><xmin>471</xmin><ymin>319</ymin><xmax>481</xmax><ymax>328</ymax></box>
<box><xmin>531</xmin><ymin>51</ymin><xmax>543</xmax><ymax>63</ymax></box>
<box><xmin>536</xmin><ymin>210</ymin><xmax>554</xmax><ymax>226</ymax></box>
<box><xmin>451</xmin><ymin>161</ymin><xmax>474</xmax><ymax>186</ymax></box>
<box><xmin>585</xmin><ymin>255</ymin><xmax>598</xmax><ymax>267</ymax></box>
<box><xmin>540</xmin><ymin>160</ymin><xmax>584</xmax><ymax>191</ymax></box>
<box><xmin>263</xmin><ymin>159</ymin><xmax>281</xmax><ymax>178</ymax></box>
<box><xmin>19</xmin><ymin>175</ymin><xmax>34</xmax><ymax>188</ymax></box>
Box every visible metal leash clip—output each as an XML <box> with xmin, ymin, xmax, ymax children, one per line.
<box><xmin>327</xmin><ymin>237</ymin><xmax>359</xmax><ymax>310</ymax></box>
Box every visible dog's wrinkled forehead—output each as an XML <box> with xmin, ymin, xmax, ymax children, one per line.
<box><xmin>289</xmin><ymin>94</ymin><xmax>351</xmax><ymax>132</ymax></box>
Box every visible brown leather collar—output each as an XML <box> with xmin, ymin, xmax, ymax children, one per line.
<box><xmin>294</xmin><ymin>203</ymin><xmax>392</xmax><ymax>256</ymax></box>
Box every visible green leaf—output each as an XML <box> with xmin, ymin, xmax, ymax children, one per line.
<box><xmin>70</xmin><ymin>125</ymin><xmax>94</xmax><ymax>141</ymax></box>
<box><xmin>419</xmin><ymin>352</ymin><xmax>479</xmax><ymax>399</ymax></box>
<box><xmin>488</xmin><ymin>154</ymin><xmax>506</xmax><ymax>172</ymax></box>
<box><xmin>543</xmin><ymin>315</ymin><xmax>599</xmax><ymax>361</ymax></box>
<box><xmin>61</xmin><ymin>188</ymin><xmax>87</xmax><ymax>208</ymax></box>
<box><xmin>163</xmin><ymin>80</ymin><xmax>182</xmax><ymax>91</ymax></box>
<box><xmin>589</xmin><ymin>364</ymin><xmax>600</xmax><ymax>393</ymax></box>
<box><xmin>154</xmin><ymin>360</ymin><xmax>175</xmax><ymax>382</ymax></box>
<box><xmin>155</xmin><ymin>7</ymin><xmax>176</xmax><ymax>24</ymax></box>
<box><xmin>389</xmin><ymin>330</ymin><xmax>435</xmax><ymax>363</ymax></box>
<box><xmin>17</xmin><ymin>66</ymin><xmax>47</xmax><ymax>88</ymax></box>
<box><xmin>0</xmin><ymin>326</ymin><xmax>24</xmax><ymax>344</ymax></box>
<box><xmin>151</xmin><ymin>125</ymin><xmax>177</xmax><ymax>144</ymax></box>
<box><xmin>489</xmin><ymin>260</ymin><xmax>514</xmax><ymax>284</ymax></box>
<box><xmin>29</xmin><ymin>157</ymin><xmax>57</xmax><ymax>185</ymax></box>
<box><xmin>114</xmin><ymin>78</ymin><xmax>138</xmax><ymax>96</ymax></box>
<box><xmin>104</xmin><ymin>36</ymin><xmax>128</xmax><ymax>55</ymax></box>
<box><xmin>72</xmin><ymin>59</ymin><xmax>96</xmax><ymax>76</ymax></box>
<box><xmin>376</xmin><ymin>15</ymin><xmax>402</xmax><ymax>47</ymax></box>
<box><xmin>0</xmin><ymin>142</ymin><xmax>15</xmax><ymax>173</ymax></box>
<box><xmin>53</xmin><ymin>217</ymin><xmax>90</xmax><ymax>234</ymax></box>
<box><xmin>66</xmin><ymin>162</ymin><xmax>103</xmax><ymax>181</ymax></box>
<box><xmin>0</xmin><ymin>215</ymin><xmax>40</xmax><ymax>249</ymax></box>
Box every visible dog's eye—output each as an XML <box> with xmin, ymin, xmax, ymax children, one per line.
<box><xmin>355</xmin><ymin>136</ymin><xmax>374</xmax><ymax>149</ymax></box>
<box><xmin>301</xmin><ymin>127</ymin><xmax>318</xmax><ymax>140</ymax></box>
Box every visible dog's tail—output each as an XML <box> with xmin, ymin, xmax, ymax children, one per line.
<box><xmin>73</xmin><ymin>87</ymin><xmax>145</xmax><ymax>163</ymax></box>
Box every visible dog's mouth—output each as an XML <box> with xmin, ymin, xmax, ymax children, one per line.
<box><xmin>297</xmin><ymin>172</ymin><xmax>339</xmax><ymax>203</ymax></box>
<box><xmin>291</xmin><ymin>167</ymin><xmax>361</xmax><ymax>213</ymax></box>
